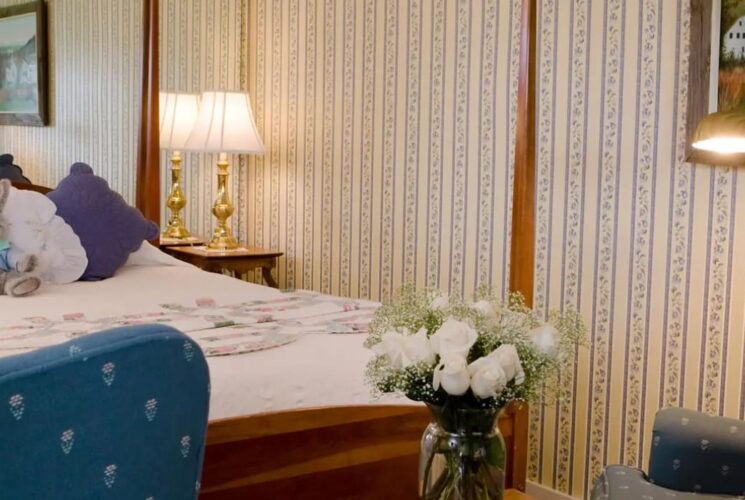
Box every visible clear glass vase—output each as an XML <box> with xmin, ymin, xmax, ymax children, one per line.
<box><xmin>419</xmin><ymin>404</ymin><xmax>506</xmax><ymax>500</ymax></box>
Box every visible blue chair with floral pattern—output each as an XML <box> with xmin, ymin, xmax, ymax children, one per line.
<box><xmin>0</xmin><ymin>324</ymin><xmax>210</xmax><ymax>499</ymax></box>
<box><xmin>592</xmin><ymin>407</ymin><xmax>745</xmax><ymax>499</ymax></box>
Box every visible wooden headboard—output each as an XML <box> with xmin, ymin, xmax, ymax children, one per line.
<box><xmin>10</xmin><ymin>181</ymin><xmax>51</xmax><ymax>195</ymax></box>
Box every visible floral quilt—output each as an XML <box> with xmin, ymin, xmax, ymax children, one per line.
<box><xmin>0</xmin><ymin>291</ymin><xmax>378</xmax><ymax>357</ymax></box>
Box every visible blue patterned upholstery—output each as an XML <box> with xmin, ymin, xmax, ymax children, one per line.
<box><xmin>592</xmin><ymin>408</ymin><xmax>745</xmax><ymax>499</ymax></box>
<box><xmin>0</xmin><ymin>324</ymin><xmax>210</xmax><ymax>499</ymax></box>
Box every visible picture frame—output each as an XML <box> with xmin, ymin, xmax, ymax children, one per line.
<box><xmin>687</xmin><ymin>0</ymin><xmax>745</xmax><ymax>165</ymax></box>
<box><xmin>0</xmin><ymin>0</ymin><xmax>48</xmax><ymax>127</ymax></box>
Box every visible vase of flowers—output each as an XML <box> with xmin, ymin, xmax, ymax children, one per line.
<box><xmin>365</xmin><ymin>286</ymin><xmax>585</xmax><ymax>500</ymax></box>
<box><xmin>420</xmin><ymin>403</ymin><xmax>505</xmax><ymax>499</ymax></box>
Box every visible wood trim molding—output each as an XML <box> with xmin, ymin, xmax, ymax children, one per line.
<box><xmin>687</xmin><ymin>0</ymin><xmax>714</xmax><ymax>164</ymax></box>
<box><xmin>506</xmin><ymin>0</ymin><xmax>537</xmax><ymax>493</ymax></box>
<box><xmin>510</xmin><ymin>0</ymin><xmax>537</xmax><ymax>306</ymax></box>
<box><xmin>510</xmin><ymin>402</ymin><xmax>530</xmax><ymax>491</ymax></box>
<box><xmin>10</xmin><ymin>181</ymin><xmax>51</xmax><ymax>194</ymax></box>
<box><xmin>136</xmin><ymin>0</ymin><xmax>160</xmax><ymax>225</ymax></box>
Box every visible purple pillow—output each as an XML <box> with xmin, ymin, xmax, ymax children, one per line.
<box><xmin>48</xmin><ymin>163</ymin><xmax>159</xmax><ymax>280</ymax></box>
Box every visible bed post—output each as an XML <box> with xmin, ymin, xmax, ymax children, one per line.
<box><xmin>509</xmin><ymin>0</ymin><xmax>538</xmax><ymax>492</ymax></box>
<box><xmin>136</xmin><ymin>0</ymin><xmax>160</xmax><ymax>226</ymax></box>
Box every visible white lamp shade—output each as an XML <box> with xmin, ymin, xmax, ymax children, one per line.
<box><xmin>183</xmin><ymin>91</ymin><xmax>265</xmax><ymax>154</ymax></box>
<box><xmin>159</xmin><ymin>92</ymin><xmax>200</xmax><ymax>150</ymax></box>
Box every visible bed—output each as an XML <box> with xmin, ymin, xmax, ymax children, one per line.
<box><xmin>0</xmin><ymin>208</ymin><xmax>528</xmax><ymax>497</ymax></box>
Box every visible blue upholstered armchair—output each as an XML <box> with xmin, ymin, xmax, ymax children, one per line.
<box><xmin>0</xmin><ymin>324</ymin><xmax>210</xmax><ymax>499</ymax></box>
<box><xmin>592</xmin><ymin>408</ymin><xmax>745</xmax><ymax>499</ymax></box>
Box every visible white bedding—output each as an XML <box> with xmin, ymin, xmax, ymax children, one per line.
<box><xmin>0</xmin><ymin>253</ymin><xmax>405</xmax><ymax>419</ymax></box>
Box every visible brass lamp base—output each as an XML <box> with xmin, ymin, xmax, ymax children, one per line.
<box><xmin>208</xmin><ymin>153</ymin><xmax>239</xmax><ymax>250</ymax></box>
<box><xmin>208</xmin><ymin>232</ymin><xmax>238</xmax><ymax>250</ymax></box>
<box><xmin>165</xmin><ymin>224</ymin><xmax>191</xmax><ymax>240</ymax></box>
<box><xmin>163</xmin><ymin>151</ymin><xmax>191</xmax><ymax>239</ymax></box>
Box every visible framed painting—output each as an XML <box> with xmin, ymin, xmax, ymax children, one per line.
<box><xmin>0</xmin><ymin>1</ymin><xmax>47</xmax><ymax>127</ymax></box>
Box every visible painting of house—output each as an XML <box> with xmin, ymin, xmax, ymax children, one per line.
<box><xmin>0</xmin><ymin>13</ymin><xmax>39</xmax><ymax>114</ymax></box>
<box><xmin>723</xmin><ymin>16</ymin><xmax>745</xmax><ymax>58</ymax></box>
<box><xmin>719</xmin><ymin>2</ymin><xmax>745</xmax><ymax>112</ymax></box>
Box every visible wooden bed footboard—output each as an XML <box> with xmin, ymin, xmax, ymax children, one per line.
<box><xmin>10</xmin><ymin>182</ymin><xmax>530</xmax><ymax>497</ymax></box>
<box><xmin>200</xmin><ymin>404</ymin><xmax>528</xmax><ymax>499</ymax></box>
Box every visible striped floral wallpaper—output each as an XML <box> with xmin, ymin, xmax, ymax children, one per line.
<box><xmin>3</xmin><ymin>2</ymin><xmax>744</xmax><ymax>498</ymax></box>
<box><xmin>0</xmin><ymin>0</ymin><xmax>143</xmax><ymax>198</ymax></box>
<box><xmin>244</xmin><ymin>0</ymin><xmax>520</xmax><ymax>301</ymax></box>
<box><xmin>0</xmin><ymin>0</ymin><xmax>247</xmax><ymax>241</ymax></box>
<box><xmin>531</xmin><ymin>0</ymin><xmax>745</xmax><ymax>497</ymax></box>
<box><xmin>159</xmin><ymin>0</ymin><xmax>247</xmax><ymax>241</ymax></box>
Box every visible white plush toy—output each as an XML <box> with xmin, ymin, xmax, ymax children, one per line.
<box><xmin>0</xmin><ymin>179</ymin><xmax>41</xmax><ymax>296</ymax></box>
<box><xmin>0</xmin><ymin>179</ymin><xmax>88</xmax><ymax>293</ymax></box>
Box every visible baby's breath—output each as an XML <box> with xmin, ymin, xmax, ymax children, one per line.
<box><xmin>365</xmin><ymin>286</ymin><xmax>587</xmax><ymax>410</ymax></box>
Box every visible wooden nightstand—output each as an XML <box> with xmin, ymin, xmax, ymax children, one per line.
<box><xmin>164</xmin><ymin>245</ymin><xmax>283</xmax><ymax>288</ymax></box>
<box><xmin>158</xmin><ymin>236</ymin><xmax>205</xmax><ymax>248</ymax></box>
<box><xmin>506</xmin><ymin>489</ymin><xmax>533</xmax><ymax>500</ymax></box>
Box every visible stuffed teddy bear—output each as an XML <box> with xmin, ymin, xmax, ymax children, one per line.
<box><xmin>0</xmin><ymin>179</ymin><xmax>40</xmax><ymax>297</ymax></box>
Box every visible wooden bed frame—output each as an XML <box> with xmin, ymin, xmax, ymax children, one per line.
<box><xmin>10</xmin><ymin>176</ymin><xmax>532</xmax><ymax>498</ymax></box>
<box><xmin>201</xmin><ymin>404</ymin><xmax>529</xmax><ymax>499</ymax></box>
<box><xmin>12</xmin><ymin>0</ymin><xmax>538</xmax><ymax>497</ymax></box>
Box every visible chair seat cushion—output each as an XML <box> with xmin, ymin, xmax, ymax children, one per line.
<box><xmin>592</xmin><ymin>465</ymin><xmax>738</xmax><ymax>499</ymax></box>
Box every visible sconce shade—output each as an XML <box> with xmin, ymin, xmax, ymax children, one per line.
<box><xmin>691</xmin><ymin>112</ymin><xmax>745</xmax><ymax>154</ymax></box>
<box><xmin>183</xmin><ymin>91</ymin><xmax>265</xmax><ymax>154</ymax></box>
<box><xmin>159</xmin><ymin>92</ymin><xmax>200</xmax><ymax>150</ymax></box>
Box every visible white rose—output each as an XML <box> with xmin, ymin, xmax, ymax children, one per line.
<box><xmin>429</xmin><ymin>317</ymin><xmax>478</xmax><ymax>357</ymax></box>
<box><xmin>430</xmin><ymin>294</ymin><xmax>450</xmax><ymax>311</ymax></box>
<box><xmin>432</xmin><ymin>354</ymin><xmax>470</xmax><ymax>395</ymax></box>
<box><xmin>529</xmin><ymin>324</ymin><xmax>560</xmax><ymax>358</ymax></box>
<box><xmin>372</xmin><ymin>330</ymin><xmax>408</xmax><ymax>369</ymax></box>
<box><xmin>468</xmin><ymin>356</ymin><xmax>508</xmax><ymax>399</ymax></box>
<box><xmin>372</xmin><ymin>328</ymin><xmax>435</xmax><ymax>369</ymax></box>
<box><xmin>490</xmin><ymin>344</ymin><xmax>525</xmax><ymax>385</ymax></box>
<box><xmin>403</xmin><ymin>328</ymin><xmax>436</xmax><ymax>366</ymax></box>
<box><xmin>471</xmin><ymin>300</ymin><xmax>499</xmax><ymax>321</ymax></box>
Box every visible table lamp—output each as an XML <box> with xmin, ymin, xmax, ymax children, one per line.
<box><xmin>160</xmin><ymin>92</ymin><xmax>200</xmax><ymax>239</ymax></box>
<box><xmin>691</xmin><ymin>112</ymin><xmax>745</xmax><ymax>154</ymax></box>
<box><xmin>184</xmin><ymin>91</ymin><xmax>265</xmax><ymax>250</ymax></box>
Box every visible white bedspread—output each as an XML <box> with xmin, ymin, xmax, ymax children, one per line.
<box><xmin>0</xmin><ymin>262</ymin><xmax>405</xmax><ymax>420</ymax></box>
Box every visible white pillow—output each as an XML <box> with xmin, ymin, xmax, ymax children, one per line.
<box><xmin>3</xmin><ymin>187</ymin><xmax>88</xmax><ymax>284</ymax></box>
<box><xmin>123</xmin><ymin>241</ymin><xmax>192</xmax><ymax>268</ymax></box>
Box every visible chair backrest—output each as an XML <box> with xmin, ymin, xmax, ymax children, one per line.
<box><xmin>0</xmin><ymin>324</ymin><xmax>210</xmax><ymax>499</ymax></box>
<box><xmin>649</xmin><ymin>407</ymin><xmax>745</xmax><ymax>496</ymax></box>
